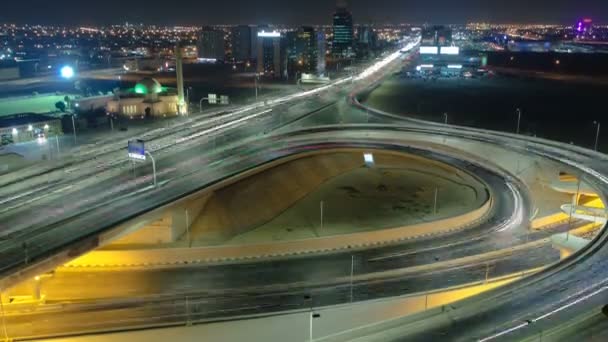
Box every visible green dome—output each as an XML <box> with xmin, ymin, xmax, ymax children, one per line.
<box><xmin>134</xmin><ymin>77</ymin><xmax>162</xmax><ymax>95</ymax></box>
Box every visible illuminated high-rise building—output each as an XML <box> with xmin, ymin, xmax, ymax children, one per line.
<box><xmin>287</xmin><ymin>27</ymin><xmax>318</xmax><ymax>75</ymax></box>
<box><xmin>332</xmin><ymin>0</ymin><xmax>354</xmax><ymax>57</ymax></box>
<box><xmin>421</xmin><ymin>25</ymin><xmax>453</xmax><ymax>47</ymax></box>
<box><xmin>257</xmin><ymin>30</ymin><xmax>285</xmax><ymax>78</ymax></box>
<box><xmin>316</xmin><ymin>31</ymin><xmax>326</xmax><ymax>75</ymax></box>
<box><xmin>198</xmin><ymin>27</ymin><xmax>225</xmax><ymax>61</ymax></box>
<box><xmin>231</xmin><ymin>25</ymin><xmax>252</xmax><ymax>62</ymax></box>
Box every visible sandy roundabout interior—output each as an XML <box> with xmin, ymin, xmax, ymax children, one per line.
<box><xmin>107</xmin><ymin>149</ymin><xmax>491</xmax><ymax>249</ymax></box>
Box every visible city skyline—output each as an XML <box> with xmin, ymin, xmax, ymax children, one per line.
<box><xmin>1</xmin><ymin>0</ymin><xmax>607</xmax><ymax>26</ymax></box>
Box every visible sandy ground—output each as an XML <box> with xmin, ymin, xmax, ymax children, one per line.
<box><xmin>226</xmin><ymin>166</ymin><xmax>482</xmax><ymax>245</ymax></box>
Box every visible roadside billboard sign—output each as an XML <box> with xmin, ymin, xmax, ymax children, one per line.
<box><xmin>128</xmin><ymin>139</ymin><xmax>146</xmax><ymax>161</ymax></box>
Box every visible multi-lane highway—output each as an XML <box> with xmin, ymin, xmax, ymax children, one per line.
<box><xmin>0</xmin><ymin>124</ymin><xmax>592</xmax><ymax>340</ymax></box>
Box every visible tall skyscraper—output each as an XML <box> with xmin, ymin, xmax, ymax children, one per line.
<box><xmin>257</xmin><ymin>30</ymin><xmax>285</xmax><ymax>78</ymax></box>
<box><xmin>286</xmin><ymin>27</ymin><xmax>318</xmax><ymax>76</ymax></box>
<box><xmin>231</xmin><ymin>25</ymin><xmax>252</xmax><ymax>62</ymax></box>
<box><xmin>356</xmin><ymin>25</ymin><xmax>378</xmax><ymax>58</ymax></box>
<box><xmin>197</xmin><ymin>27</ymin><xmax>225</xmax><ymax>61</ymax></box>
<box><xmin>316</xmin><ymin>31</ymin><xmax>326</xmax><ymax>75</ymax></box>
<box><xmin>332</xmin><ymin>0</ymin><xmax>354</xmax><ymax>57</ymax></box>
<box><xmin>421</xmin><ymin>26</ymin><xmax>452</xmax><ymax>47</ymax></box>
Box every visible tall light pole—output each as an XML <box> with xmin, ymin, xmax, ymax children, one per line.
<box><xmin>594</xmin><ymin>121</ymin><xmax>601</xmax><ymax>151</ymax></box>
<box><xmin>254</xmin><ymin>73</ymin><xmax>260</xmax><ymax>101</ymax></box>
<box><xmin>516</xmin><ymin>108</ymin><xmax>522</xmax><ymax>135</ymax></box>
<box><xmin>71</xmin><ymin>114</ymin><xmax>77</xmax><ymax>144</ymax></box>
<box><xmin>145</xmin><ymin>151</ymin><xmax>157</xmax><ymax>188</ymax></box>
<box><xmin>443</xmin><ymin>113</ymin><xmax>448</xmax><ymax>124</ymax></box>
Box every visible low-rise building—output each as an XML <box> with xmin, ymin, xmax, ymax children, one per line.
<box><xmin>106</xmin><ymin>78</ymin><xmax>180</xmax><ymax>118</ymax></box>
<box><xmin>0</xmin><ymin>114</ymin><xmax>62</xmax><ymax>145</ymax></box>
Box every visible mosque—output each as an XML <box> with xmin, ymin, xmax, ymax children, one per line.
<box><xmin>106</xmin><ymin>47</ymin><xmax>187</xmax><ymax>118</ymax></box>
<box><xmin>106</xmin><ymin>77</ymin><xmax>181</xmax><ymax>118</ymax></box>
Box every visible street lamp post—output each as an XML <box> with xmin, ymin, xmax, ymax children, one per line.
<box><xmin>594</xmin><ymin>121</ymin><xmax>601</xmax><ymax>151</ymax></box>
<box><xmin>320</xmin><ymin>200</ymin><xmax>324</xmax><ymax>234</ymax></box>
<box><xmin>254</xmin><ymin>73</ymin><xmax>260</xmax><ymax>101</ymax></box>
<box><xmin>443</xmin><ymin>113</ymin><xmax>448</xmax><ymax>124</ymax></box>
<box><xmin>145</xmin><ymin>151</ymin><xmax>157</xmax><ymax>188</ymax></box>
<box><xmin>350</xmin><ymin>255</ymin><xmax>355</xmax><ymax>303</ymax></box>
<box><xmin>71</xmin><ymin>114</ymin><xmax>77</xmax><ymax>144</ymax></box>
<box><xmin>516</xmin><ymin>108</ymin><xmax>522</xmax><ymax>135</ymax></box>
<box><xmin>55</xmin><ymin>135</ymin><xmax>60</xmax><ymax>158</ymax></box>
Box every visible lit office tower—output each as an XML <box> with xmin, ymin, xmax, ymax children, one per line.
<box><xmin>198</xmin><ymin>27</ymin><xmax>225</xmax><ymax>61</ymax></box>
<box><xmin>358</xmin><ymin>26</ymin><xmax>377</xmax><ymax>46</ymax></box>
<box><xmin>332</xmin><ymin>0</ymin><xmax>354</xmax><ymax>57</ymax></box>
<box><xmin>257</xmin><ymin>30</ymin><xmax>285</xmax><ymax>78</ymax></box>
<box><xmin>287</xmin><ymin>27</ymin><xmax>318</xmax><ymax>75</ymax></box>
<box><xmin>316</xmin><ymin>31</ymin><xmax>326</xmax><ymax>75</ymax></box>
<box><xmin>421</xmin><ymin>25</ymin><xmax>453</xmax><ymax>47</ymax></box>
<box><xmin>231</xmin><ymin>25</ymin><xmax>252</xmax><ymax>62</ymax></box>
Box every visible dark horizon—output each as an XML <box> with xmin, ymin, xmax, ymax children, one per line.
<box><xmin>1</xmin><ymin>0</ymin><xmax>607</xmax><ymax>26</ymax></box>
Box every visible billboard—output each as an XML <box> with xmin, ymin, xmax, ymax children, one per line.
<box><xmin>208</xmin><ymin>94</ymin><xmax>218</xmax><ymax>105</ymax></box>
<box><xmin>420</xmin><ymin>46</ymin><xmax>439</xmax><ymax>54</ymax></box>
<box><xmin>441</xmin><ymin>46</ymin><xmax>460</xmax><ymax>55</ymax></box>
<box><xmin>128</xmin><ymin>139</ymin><xmax>146</xmax><ymax>161</ymax></box>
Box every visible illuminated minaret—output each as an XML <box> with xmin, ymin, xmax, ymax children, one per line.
<box><xmin>175</xmin><ymin>45</ymin><xmax>186</xmax><ymax>114</ymax></box>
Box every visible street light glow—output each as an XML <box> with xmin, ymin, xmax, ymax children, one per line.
<box><xmin>60</xmin><ymin>65</ymin><xmax>75</xmax><ymax>79</ymax></box>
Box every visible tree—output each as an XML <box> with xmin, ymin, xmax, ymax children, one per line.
<box><xmin>55</xmin><ymin>101</ymin><xmax>66</xmax><ymax>112</ymax></box>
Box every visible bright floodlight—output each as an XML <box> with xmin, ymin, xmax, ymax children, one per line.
<box><xmin>364</xmin><ymin>153</ymin><xmax>375</xmax><ymax>166</ymax></box>
<box><xmin>60</xmin><ymin>66</ymin><xmax>75</xmax><ymax>79</ymax></box>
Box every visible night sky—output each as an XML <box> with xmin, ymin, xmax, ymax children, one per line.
<box><xmin>1</xmin><ymin>0</ymin><xmax>607</xmax><ymax>25</ymax></box>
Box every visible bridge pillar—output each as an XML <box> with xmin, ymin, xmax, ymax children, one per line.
<box><xmin>551</xmin><ymin>233</ymin><xmax>589</xmax><ymax>260</ymax></box>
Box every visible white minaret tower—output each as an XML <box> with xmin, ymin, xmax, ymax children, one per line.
<box><xmin>175</xmin><ymin>45</ymin><xmax>186</xmax><ymax>114</ymax></box>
